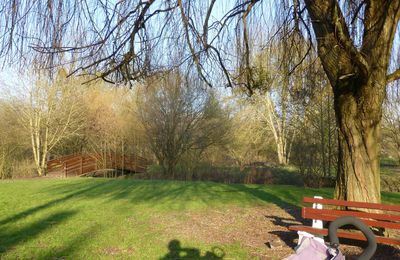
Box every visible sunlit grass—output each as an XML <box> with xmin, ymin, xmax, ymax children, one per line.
<box><xmin>0</xmin><ymin>178</ymin><xmax>398</xmax><ymax>259</ymax></box>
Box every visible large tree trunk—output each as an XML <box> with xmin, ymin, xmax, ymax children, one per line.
<box><xmin>304</xmin><ymin>0</ymin><xmax>400</xmax><ymax>204</ymax></box>
<box><xmin>333</xmin><ymin>83</ymin><xmax>383</xmax><ymax>203</ymax></box>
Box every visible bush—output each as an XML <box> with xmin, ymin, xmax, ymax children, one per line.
<box><xmin>11</xmin><ymin>159</ymin><xmax>37</xmax><ymax>178</ymax></box>
<box><xmin>133</xmin><ymin>163</ymin><xmax>306</xmax><ymax>186</ymax></box>
<box><xmin>381</xmin><ymin>175</ymin><xmax>400</xmax><ymax>192</ymax></box>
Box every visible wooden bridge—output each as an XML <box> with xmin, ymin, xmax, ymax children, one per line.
<box><xmin>47</xmin><ymin>153</ymin><xmax>150</xmax><ymax>177</ymax></box>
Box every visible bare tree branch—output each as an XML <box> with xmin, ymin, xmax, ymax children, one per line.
<box><xmin>304</xmin><ymin>0</ymin><xmax>369</xmax><ymax>83</ymax></box>
<box><xmin>387</xmin><ymin>68</ymin><xmax>400</xmax><ymax>83</ymax></box>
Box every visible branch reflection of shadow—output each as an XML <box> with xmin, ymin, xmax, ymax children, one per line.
<box><xmin>159</xmin><ymin>239</ymin><xmax>225</xmax><ymax>260</ymax></box>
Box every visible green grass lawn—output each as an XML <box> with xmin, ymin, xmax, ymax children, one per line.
<box><xmin>0</xmin><ymin>178</ymin><xmax>399</xmax><ymax>259</ymax></box>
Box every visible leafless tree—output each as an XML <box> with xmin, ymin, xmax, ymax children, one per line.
<box><xmin>137</xmin><ymin>71</ymin><xmax>228</xmax><ymax>177</ymax></box>
<box><xmin>226</xmin><ymin>96</ymin><xmax>270</xmax><ymax>169</ymax></box>
<box><xmin>6</xmin><ymin>72</ymin><xmax>85</xmax><ymax>176</ymax></box>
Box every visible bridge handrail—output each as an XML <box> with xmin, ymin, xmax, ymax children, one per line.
<box><xmin>47</xmin><ymin>153</ymin><xmax>150</xmax><ymax>177</ymax></box>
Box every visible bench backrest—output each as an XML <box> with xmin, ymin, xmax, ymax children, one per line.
<box><xmin>302</xmin><ymin>197</ymin><xmax>400</xmax><ymax>231</ymax></box>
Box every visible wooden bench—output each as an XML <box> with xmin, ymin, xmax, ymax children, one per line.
<box><xmin>288</xmin><ymin>197</ymin><xmax>400</xmax><ymax>246</ymax></box>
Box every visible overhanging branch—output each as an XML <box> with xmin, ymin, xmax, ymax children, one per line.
<box><xmin>387</xmin><ymin>68</ymin><xmax>400</xmax><ymax>83</ymax></box>
<box><xmin>304</xmin><ymin>0</ymin><xmax>369</xmax><ymax>81</ymax></box>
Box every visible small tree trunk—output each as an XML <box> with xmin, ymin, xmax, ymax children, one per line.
<box><xmin>320</xmin><ymin>91</ymin><xmax>327</xmax><ymax>177</ymax></box>
<box><xmin>334</xmin><ymin>87</ymin><xmax>382</xmax><ymax>205</ymax></box>
<box><xmin>327</xmin><ymin>91</ymin><xmax>333</xmax><ymax>176</ymax></box>
<box><xmin>276</xmin><ymin>139</ymin><xmax>288</xmax><ymax>165</ymax></box>
<box><xmin>167</xmin><ymin>164</ymin><xmax>174</xmax><ymax>179</ymax></box>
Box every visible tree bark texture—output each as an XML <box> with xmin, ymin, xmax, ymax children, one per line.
<box><xmin>305</xmin><ymin>0</ymin><xmax>400</xmax><ymax>204</ymax></box>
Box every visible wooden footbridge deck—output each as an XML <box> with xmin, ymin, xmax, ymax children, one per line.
<box><xmin>47</xmin><ymin>153</ymin><xmax>149</xmax><ymax>177</ymax></box>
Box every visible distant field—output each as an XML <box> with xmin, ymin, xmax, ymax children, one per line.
<box><xmin>0</xmin><ymin>179</ymin><xmax>399</xmax><ymax>259</ymax></box>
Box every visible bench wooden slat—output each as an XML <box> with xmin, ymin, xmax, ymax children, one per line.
<box><xmin>303</xmin><ymin>208</ymin><xmax>400</xmax><ymax>222</ymax></box>
<box><xmin>302</xmin><ymin>209</ymin><xmax>400</xmax><ymax>230</ymax></box>
<box><xmin>303</xmin><ymin>197</ymin><xmax>400</xmax><ymax>212</ymax></box>
<box><xmin>289</xmin><ymin>225</ymin><xmax>400</xmax><ymax>246</ymax></box>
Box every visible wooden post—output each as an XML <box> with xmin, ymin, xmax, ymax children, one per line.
<box><xmin>80</xmin><ymin>155</ymin><xmax>83</xmax><ymax>175</ymax></box>
<box><xmin>122</xmin><ymin>142</ymin><xmax>125</xmax><ymax>175</ymax></box>
<box><xmin>95</xmin><ymin>157</ymin><xmax>97</xmax><ymax>171</ymax></box>
<box><xmin>64</xmin><ymin>162</ymin><xmax>67</xmax><ymax>178</ymax></box>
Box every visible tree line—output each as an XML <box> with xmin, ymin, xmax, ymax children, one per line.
<box><xmin>0</xmin><ymin>64</ymin><xmax>399</xmax><ymax>189</ymax></box>
<box><xmin>0</xmin><ymin>0</ymin><xmax>400</xmax><ymax>204</ymax></box>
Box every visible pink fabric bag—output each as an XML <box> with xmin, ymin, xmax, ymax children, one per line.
<box><xmin>283</xmin><ymin>236</ymin><xmax>344</xmax><ymax>260</ymax></box>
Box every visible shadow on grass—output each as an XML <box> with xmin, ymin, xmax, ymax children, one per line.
<box><xmin>41</xmin><ymin>179</ymin><xmax>333</xmax><ymax>210</ymax></box>
<box><xmin>229</xmin><ymin>184</ymin><xmax>331</xmax><ymax>248</ymax></box>
<box><xmin>36</xmin><ymin>179</ymin><xmax>333</xmax><ymax>247</ymax></box>
<box><xmin>3</xmin><ymin>179</ymin><xmax>399</xmax><ymax>258</ymax></box>
<box><xmin>38</xmin><ymin>226</ymin><xmax>98</xmax><ymax>260</ymax></box>
<box><xmin>2</xmin><ymin>179</ymin><xmax>335</xmax><ymax>255</ymax></box>
<box><xmin>0</xmin><ymin>181</ymin><xmax>109</xmax><ymax>226</ymax></box>
<box><xmin>159</xmin><ymin>239</ymin><xmax>225</xmax><ymax>260</ymax></box>
<box><xmin>0</xmin><ymin>210</ymin><xmax>76</xmax><ymax>254</ymax></box>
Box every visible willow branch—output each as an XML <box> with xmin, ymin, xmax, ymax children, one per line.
<box><xmin>387</xmin><ymin>68</ymin><xmax>400</xmax><ymax>83</ymax></box>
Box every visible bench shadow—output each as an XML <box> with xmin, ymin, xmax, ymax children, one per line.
<box><xmin>159</xmin><ymin>239</ymin><xmax>225</xmax><ymax>260</ymax></box>
<box><xmin>336</xmin><ymin>239</ymin><xmax>400</xmax><ymax>260</ymax></box>
<box><xmin>264</xmin><ymin>212</ymin><xmax>400</xmax><ymax>259</ymax></box>
<box><xmin>228</xmin><ymin>184</ymin><xmax>309</xmax><ymax>249</ymax></box>
<box><xmin>240</xmin><ymin>183</ymin><xmax>400</xmax><ymax>260</ymax></box>
<box><xmin>264</xmin><ymin>214</ymin><xmax>304</xmax><ymax>249</ymax></box>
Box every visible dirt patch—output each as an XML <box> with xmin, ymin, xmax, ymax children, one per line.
<box><xmin>151</xmin><ymin>205</ymin><xmax>300</xmax><ymax>259</ymax></box>
<box><xmin>150</xmin><ymin>205</ymin><xmax>400</xmax><ymax>259</ymax></box>
<box><xmin>98</xmin><ymin>246</ymin><xmax>135</xmax><ymax>256</ymax></box>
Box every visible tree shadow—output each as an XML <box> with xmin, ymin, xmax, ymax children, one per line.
<box><xmin>0</xmin><ymin>210</ymin><xmax>76</xmax><ymax>254</ymax></box>
<box><xmin>159</xmin><ymin>239</ymin><xmax>225</xmax><ymax>260</ymax></box>
<box><xmin>36</xmin><ymin>180</ymin><xmax>323</xmax><ymax>251</ymax></box>
<box><xmin>38</xmin><ymin>226</ymin><xmax>98</xmax><ymax>260</ymax></box>
<box><xmin>0</xmin><ymin>181</ymin><xmax>111</xmax><ymax>257</ymax></box>
<box><xmin>0</xmin><ymin>181</ymin><xmax>109</xmax><ymax>226</ymax></box>
<box><xmin>3</xmin><ymin>179</ymin><xmax>398</xmax><ymax>258</ymax></box>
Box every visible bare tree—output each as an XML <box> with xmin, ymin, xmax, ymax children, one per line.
<box><xmin>226</xmin><ymin>97</ymin><xmax>270</xmax><ymax>169</ymax></box>
<box><xmin>291</xmin><ymin>73</ymin><xmax>338</xmax><ymax>187</ymax></box>
<box><xmin>239</xmin><ymin>29</ymin><xmax>309</xmax><ymax>165</ymax></box>
<box><xmin>250</xmin><ymin>92</ymin><xmax>297</xmax><ymax>165</ymax></box>
<box><xmin>137</xmin><ymin>71</ymin><xmax>228</xmax><ymax>177</ymax></box>
<box><xmin>8</xmin><ymin>72</ymin><xmax>84</xmax><ymax>176</ymax></box>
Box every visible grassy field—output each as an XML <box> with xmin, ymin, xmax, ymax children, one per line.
<box><xmin>0</xmin><ymin>179</ymin><xmax>399</xmax><ymax>259</ymax></box>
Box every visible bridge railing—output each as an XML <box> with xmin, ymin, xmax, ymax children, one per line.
<box><xmin>47</xmin><ymin>153</ymin><xmax>149</xmax><ymax>177</ymax></box>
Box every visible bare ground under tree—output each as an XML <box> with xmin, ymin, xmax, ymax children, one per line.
<box><xmin>151</xmin><ymin>205</ymin><xmax>400</xmax><ymax>259</ymax></box>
